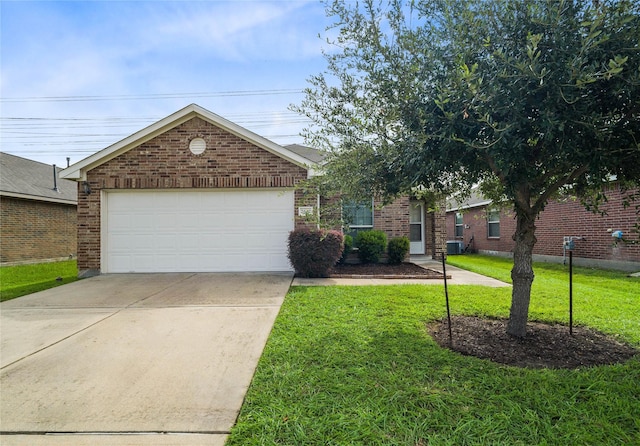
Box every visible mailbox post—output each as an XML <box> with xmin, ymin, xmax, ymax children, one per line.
<box><xmin>569</xmin><ymin>250</ymin><xmax>574</xmax><ymax>335</ymax></box>
<box><xmin>562</xmin><ymin>236</ymin><xmax>583</xmax><ymax>335</ymax></box>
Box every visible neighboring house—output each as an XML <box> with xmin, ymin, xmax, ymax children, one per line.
<box><xmin>0</xmin><ymin>152</ymin><xmax>77</xmax><ymax>264</ymax></box>
<box><xmin>446</xmin><ymin>184</ymin><xmax>640</xmax><ymax>271</ymax></box>
<box><xmin>61</xmin><ymin>104</ymin><xmax>445</xmax><ymax>277</ymax></box>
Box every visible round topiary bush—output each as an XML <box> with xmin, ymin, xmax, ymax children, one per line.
<box><xmin>288</xmin><ymin>229</ymin><xmax>344</xmax><ymax>277</ymax></box>
<box><xmin>387</xmin><ymin>236</ymin><xmax>410</xmax><ymax>264</ymax></box>
<box><xmin>355</xmin><ymin>230</ymin><xmax>387</xmax><ymax>264</ymax></box>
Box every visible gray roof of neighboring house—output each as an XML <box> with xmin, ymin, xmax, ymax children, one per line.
<box><xmin>0</xmin><ymin>152</ymin><xmax>77</xmax><ymax>205</ymax></box>
<box><xmin>446</xmin><ymin>188</ymin><xmax>492</xmax><ymax>212</ymax></box>
<box><xmin>284</xmin><ymin>144</ymin><xmax>326</xmax><ymax>164</ymax></box>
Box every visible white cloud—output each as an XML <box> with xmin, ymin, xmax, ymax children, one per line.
<box><xmin>144</xmin><ymin>1</ymin><xmax>326</xmax><ymax>61</ymax></box>
<box><xmin>0</xmin><ymin>1</ymin><xmax>331</xmax><ymax>165</ymax></box>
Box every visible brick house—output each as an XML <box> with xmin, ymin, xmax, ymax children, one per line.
<box><xmin>285</xmin><ymin>144</ymin><xmax>447</xmax><ymax>260</ymax></box>
<box><xmin>61</xmin><ymin>104</ymin><xmax>445</xmax><ymax>277</ymax></box>
<box><xmin>0</xmin><ymin>152</ymin><xmax>77</xmax><ymax>264</ymax></box>
<box><xmin>446</xmin><ymin>185</ymin><xmax>640</xmax><ymax>271</ymax></box>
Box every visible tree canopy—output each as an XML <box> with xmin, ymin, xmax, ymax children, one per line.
<box><xmin>294</xmin><ymin>0</ymin><xmax>640</xmax><ymax>337</ymax></box>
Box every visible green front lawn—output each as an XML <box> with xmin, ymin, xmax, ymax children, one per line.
<box><xmin>0</xmin><ymin>260</ymin><xmax>79</xmax><ymax>302</ymax></box>
<box><xmin>227</xmin><ymin>256</ymin><xmax>639</xmax><ymax>445</ymax></box>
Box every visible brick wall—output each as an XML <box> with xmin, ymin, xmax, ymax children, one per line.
<box><xmin>312</xmin><ymin>194</ymin><xmax>446</xmax><ymax>259</ymax></box>
<box><xmin>78</xmin><ymin>116</ymin><xmax>310</xmax><ymax>274</ymax></box>
<box><xmin>535</xmin><ymin>185</ymin><xmax>639</xmax><ymax>263</ymax></box>
<box><xmin>1</xmin><ymin>196</ymin><xmax>77</xmax><ymax>264</ymax></box>
<box><xmin>374</xmin><ymin>196</ymin><xmax>446</xmax><ymax>259</ymax></box>
<box><xmin>374</xmin><ymin>196</ymin><xmax>409</xmax><ymax>239</ymax></box>
<box><xmin>446</xmin><ymin>184</ymin><xmax>640</xmax><ymax>266</ymax></box>
<box><xmin>431</xmin><ymin>198</ymin><xmax>447</xmax><ymax>259</ymax></box>
<box><xmin>446</xmin><ymin>206</ymin><xmax>517</xmax><ymax>254</ymax></box>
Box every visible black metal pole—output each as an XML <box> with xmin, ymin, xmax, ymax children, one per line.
<box><xmin>442</xmin><ymin>253</ymin><xmax>452</xmax><ymax>345</ymax></box>
<box><xmin>569</xmin><ymin>250</ymin><xmax>573</xmax><ymax>336</ymax></box>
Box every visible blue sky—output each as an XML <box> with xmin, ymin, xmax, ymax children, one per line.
<box><xmin>1</xmin><ymin>0</ymin><xmax>334</xmax><ymax>166</ymax></box>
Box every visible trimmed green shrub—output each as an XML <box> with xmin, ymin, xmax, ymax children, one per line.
<box><xmin>355</xmin><ymin>230</ymin><xmax>387</xmax><ymax>264</ymax></box>
<box><xmin>339</xmin><ymin>234</ymin><xmax>353</xmax><ymax>264</ymax></box>
<box><xmin>387</xmin><ymin>236</ymin><xmax>410</xmax><ymax>264</ymax></box>
<box><xmin>288</xmin><ymin>229</ymin><xmax>344</xmax><ymax>277</ymax></box>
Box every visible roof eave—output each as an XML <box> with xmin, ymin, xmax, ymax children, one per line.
<box><xmin>447</xmin><ymin>199</ymin><xmax>493</xmax><ymax>212</ymax></box>
<box><xmin>0</xmin><ymin>190</ymin><xmax>77</xmax><ymax>205</ymax></box>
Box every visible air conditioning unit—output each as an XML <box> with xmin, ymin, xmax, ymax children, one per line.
<box><xmin>447</xmin><ymin>241</ymin><xmax>464</xmax><ymax>255</ymax></box>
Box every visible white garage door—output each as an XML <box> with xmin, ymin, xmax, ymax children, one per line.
<box><xmin>103</xmin><ymin>189</ymin><xmax>294</xmax><ymax>273</ymax></box>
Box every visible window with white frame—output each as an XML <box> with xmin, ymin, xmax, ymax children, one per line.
<box><xmin>487</xmin><ymin>208</ymin><xmax>500</xmax><ymax>238</ymax></box>
<box><xmin>342</xmin><ymin>199</ymin><xmax>373</xmax><ymax>241</ymax></box>
<box><xmin>454</xmin><ymin>212</ymin><xmax>464</xmax><ymax>237</ymax></box>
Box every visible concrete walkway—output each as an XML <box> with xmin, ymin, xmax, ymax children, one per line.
<box><xmin>0</xmin><ymin>273</ymin><xmax>293</xmax><ymax>446</ymax></box>
<box><xmin>292</xmin><ymin>256</ymin><xmax>511</xmax><ymax>287</ymax></box>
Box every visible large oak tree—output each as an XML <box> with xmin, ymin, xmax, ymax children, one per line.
<box><xmin>294</xmin><ymin>0</ymin><xmax>640</xmax><ymax>337</ymax></box>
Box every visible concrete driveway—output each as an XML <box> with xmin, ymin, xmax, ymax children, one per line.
<box><xmin>0</xmin><ymin>272</ymin><xmax>292</xmax><ymax>445</ymax></box>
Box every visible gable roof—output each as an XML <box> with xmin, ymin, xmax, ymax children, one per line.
<box><xmin>60</xmin><ymin>104</ymin><xmax>319</xmax><ymax>181</ymax></box>
<box><xmin>0</xmin><ymin>152</ymin><xmax>77</xmax><ymax>205</ymax></box>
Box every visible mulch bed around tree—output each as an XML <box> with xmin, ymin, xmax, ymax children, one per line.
<box><xmin>329</xmin><ymin>262</ymin><xmax>445</xmax><ymax>279</ymax></box>
<box><xmin>326</xmin><ymin>262</ymin><xmax>637</xmax><ymax>369</ymax></box>
<box><xmin>429</xmin><ymin>316</ymin><xmax>638</xmax><ymax>369</ymax></box>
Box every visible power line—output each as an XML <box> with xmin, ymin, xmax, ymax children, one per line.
<box><xmin>0</xmin><ymin>92</ymin><xmax>311</xmax><ymax>162</ymax></box>
<box><xmin>0</xmin><ymin>89</ymin><xmax>305</xmax><ymax>103</ymax></box>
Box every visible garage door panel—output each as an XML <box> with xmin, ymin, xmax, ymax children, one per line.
<box><xmin>244</xmin><ymin>233</ymin><xmax>286</xmax><ymax>248</ymax></box>
<box><xmin>176</xmin><ymin>234</ymin><xmax>201</xmax><ymax>249</ymax></box>
<box><xmin>109</xmin><ymin>255</ymin><xmax>132</xmax><ymax>271</ymax></box>
<box><xmin>154</xmin><ymin>234</ymin><xmax>180</xmax><ymax>250</ymax></box>
<box><xmin>104</xmin><ymin>190</ymin><xmax>294</xmax><ymax>273</ymax></box>
<box><xmin>155</xmin><ymin>214</ymin><xmax>180</xmax><ymax>231</ymax></box>
<box><xmin>108</xmin><ymin>234</ymin><xmax>131</xmax><ymax>250</ymax></box>
<box><xmin>133</xmin><ymin>255</ymin><xmax>157</xmax><ymax>271</ymax></box>
<box><xmin>175</xmin><ymin>213</ymin><xmax>201</xmax><ymax>229</ymax></box>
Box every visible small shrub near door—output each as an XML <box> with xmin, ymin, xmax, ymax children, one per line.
<box><xmin>339</xmin><ymin>234</ymin><xmax>353</xmax><ymax>264</ymax></box>
<box><xmin>387</xmin><ymin>236</ymin><xmax>410</xmax><ymax>264</ymax></box>
<box><xmin>355</xmin><ymin>230</ymin><xmax>387</xmax><ymax>264</ymax></box>
<box><xmin>288</xmin><ymin>229</ymin><xmax>344</xmax><ymax>277</ymax></box>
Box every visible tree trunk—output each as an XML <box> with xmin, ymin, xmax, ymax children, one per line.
<box><xmin>507</xmin><ymin>211</ymin><xmax>537</xmax><ymax>338</ymax></box>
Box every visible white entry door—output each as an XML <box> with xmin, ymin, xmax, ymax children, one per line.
<box><xmin>102</xmin><ymin>189</ymin><xmax>294</xmax><ymax>273</ymax></box>
<box><xmin>409</xmin><ymin>201</ymin><xmax>425</xmax><ymax>255</ymax></box>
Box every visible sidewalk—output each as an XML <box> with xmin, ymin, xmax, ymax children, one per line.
<box><xmin>291</xmin><ymin>256</ymin><xmax>511</xmax><ymax>287</ymax></box>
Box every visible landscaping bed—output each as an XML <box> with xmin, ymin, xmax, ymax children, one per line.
<box><xmin>330</xmin><ymin>259</ymin><xmax>638</xmax><ymax>369</ymax></box>
<box><xmin>329</xmin><ymin>261</ymin><xmax>445</xmax><ymax>279</ymax></box>
<box><xmin>429</xmin><ymin>316</ymin><xmax>638</xmax><ymax>369</ymax></box>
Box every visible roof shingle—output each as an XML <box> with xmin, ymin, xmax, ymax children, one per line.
<box><xmin>0</xmin><ymin>152</ymin><xmax>77</xmax><ymax>204</ymax></box>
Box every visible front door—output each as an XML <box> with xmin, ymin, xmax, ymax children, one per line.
<box><xmin>409</xmin><ymin>201</ymin><xmax>425</xmax><ymax>255</ymax></box>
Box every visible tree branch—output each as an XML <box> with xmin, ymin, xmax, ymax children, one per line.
<box><xmin>532</xmin><ymin>165</ymin><xmax>590</xmax><ymax>215</ymax></box>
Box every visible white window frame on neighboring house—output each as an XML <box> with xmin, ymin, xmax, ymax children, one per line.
<box><xmin>487</xmin><ymin>208</ymin><xmax>500</xmax><ymax>238</ymax></box>
<box><xmin>454</xmin><ymin>212</ymin><xmax>464</xmax><ymax>238</ymax></box>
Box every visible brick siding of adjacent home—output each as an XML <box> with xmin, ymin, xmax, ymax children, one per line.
<box><xmin>0</xmin><ymin>196</ymin><xmax>77</xmax><ymax>264</ymax></box>
<box><xmin>446</xmin><ymin>184</ymin><xmax>640</xmax><ymax>266</ymax></box>
<box><xmin>447</xmin><ymin>205</ymin><xmax>517</xmax><ymax>254</ymax></box>
<box><xmin>77</xmin><ymin>116</ymin><xmax>311</xmax><ymax>274</ymax></box>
